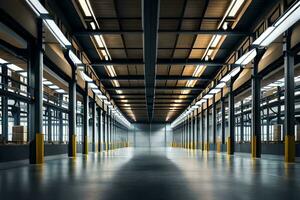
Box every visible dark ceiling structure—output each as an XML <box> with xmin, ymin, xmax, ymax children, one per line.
<box><xmin>50</xmin><ymin>0</ymin><xmax>278</xmax><ymax>123</ymax></box>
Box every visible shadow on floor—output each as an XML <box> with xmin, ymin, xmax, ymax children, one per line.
<box><xmin>102</xmin><ymin>153</ymin><xmax>197</xmax><ymax>200</ymax></box>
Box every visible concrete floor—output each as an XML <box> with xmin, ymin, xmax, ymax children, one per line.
<box><xmin>0</xmin><ymin>148</ymin><xmax>300</xmax><ymax>200</ymax></box>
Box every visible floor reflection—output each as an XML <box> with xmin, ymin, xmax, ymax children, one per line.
<box><xmin>0</xmin><ymin>148</ymin><xmax>300</xmax><ymax>200</ymax></box>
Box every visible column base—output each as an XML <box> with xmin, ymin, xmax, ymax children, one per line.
<box><xmin>227</xmin><ymin>137</ymin><xmax>233</xmax><ymax>155</ymax></box>
<box><xmin>285</xmin><ymin>135</ymin><xmax>295</xmax><ymax>163</ymax></box>
<box><xmin>36</xmin><ymin>133</ymin><xmax>44</xmax><ymax>164</ymax></box>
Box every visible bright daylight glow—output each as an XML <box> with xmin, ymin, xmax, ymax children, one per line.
<box><xmin>44</xmin><ymin>19</ymin><xmax>71</xmax><ymax>48</ymax></box>
<box><xmin>79</xmin><ymin>71</ymin><xmax>93</xmax><ymax>82</ymax></box>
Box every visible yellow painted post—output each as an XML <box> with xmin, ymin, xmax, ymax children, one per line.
<box><xmin>251</xmin><ymin>136</ymin><xmax>257</xmax><ymax>158</ymax></box>
<box><xmin>217</xmin><ymin>141</ymin><xmax>221</xmax><ymax>153</ymax></box>
<box><xmin>285</xmin><ymin>135</ymin><xmax>295</xmax><ymax>163</ymax></box>
<box><xmin>36</xmin><ymin>133</ymin><xmax>44</xmax><ymax>164</ymax></box>
<box><xmin>227</xmin><ymin>137</ymin><xmax>231</xmax><ymax>155</ymax></box>
<box><xmin>72</xmin><ymin>135</ymin><xmax>76</xmax><ymax>157</ymax></box>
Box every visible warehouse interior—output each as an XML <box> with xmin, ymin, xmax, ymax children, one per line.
<box><xmin>0</xmin><ymin>0</ymin><xmax>300</xmax><ymax>199</ymax></box>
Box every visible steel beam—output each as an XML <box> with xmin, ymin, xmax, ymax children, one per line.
<box><xmin>106</xmin><ymin>86</ymin><xmax>203</xmax><ymax>91</ymax></box>
<box><xmin>100</xmin><ymin>75</ymin><xmax>211</xmax><ymax>81</ymax></box>
<box><xmin>74</xmin><ymin>29</ymin><xmax>248</xmax><ymax>36</ymax></box>
<box><xmin>91</xmin><ymin>59</ymin><xmax>224</xmax><ymax>66</ymax></box>
<box><xmin>143</xmin><ymin>0</ymin><xmax>160</xmax><ymax>121</ymax></box>
<box><xmin>1</xmin><ymin>65</ymin><xmax>8</xmax><ymax>142</ymax></box>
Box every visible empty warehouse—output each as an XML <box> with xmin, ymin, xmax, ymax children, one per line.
<box><xmin>0</xmin><ymin>0</ymin><xmax>300</xmax><ymax>199</ymax></box>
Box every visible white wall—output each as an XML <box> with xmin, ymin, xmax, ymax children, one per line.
<box><xmin>131</xmin><ymin>123</ymin><xmax>172</xmax><ymax>148</ymax></box>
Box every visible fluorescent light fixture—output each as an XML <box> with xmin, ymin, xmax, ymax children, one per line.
<box><xmin>192</xmin><ymin>105</ymin><xmax>199</xmax><ymax>109</ymax></box>
<box><xmin>88</xmin><ymin>82</ymin><xmax>98</xmax><ymax>89</ymax></box>
<box><xmin>7</xmin><ymin>64</ymin><xmax>23</xmax><ymax>71</ymax></box>
<box><xmin>228</xmin><ymin>67</ymin><xmax>241</xmax><ymax>77</ymax></box>
<box><xmin>215</xmin><ymin>82</ymin><xmax>226</xmax><ymax>88</ymax></box>
<box><xmin>203</xmin><ymin>94</ymin><xmax>214</xmax><ymax>99</ymax></box>
<box><xmin>49</xmin><ymin>85</ymin><xmax>59</xmax><ymax>89</ymax></box>
<box><xmin>106</xmin><ymin>65</ymin><xmax>117</xmax><ymax>77</ymax></box>
<box><xmin>92</xmin><ymin>88</ymin><xmax>102</xmax><ymax>94</ymax></box>
<box><xmin>252</xmin><ymin>27</ymin><xmax>275</xmax><ymax>46</ymax></box>
<box><xmin>26</xmin><ymin>0</ymin><xmax>49</xmax><ymax>16</ymax></box>
<box><xmin>90</xmin><ymin>22</ymin><xmax>96</xmax><ymax>30</ymax></box>
<box><xmin>56</xmin><ymin>89</ymin><xmax>65</xmax><ymax>93</ymax></box>
<box><xmin>211</xmin><ymin>35</ymin><xmax>222</xmax><ymax>48</ymax></box>
<box><xmin>220</xmin><ymin>74</ymin><xmax>231</xmax><ymax>82</ymax></box>
<box><xmin>228</xmin><ymin>0</ymin><xmax>245</xmax><ymax>17</ymax></box>
<box><xmin>196</xmin><ymin>99</ymin><xmax>206</xmax><ymax>105</ymax></box>
<box><xmin>44</xmin><ymin>19</ymin><xmax>71</xmax><ymax>49</ymax></box>
<box><xmin>193</xmin><ymin>65</ymin><xmax>205</xmax><ymax>77</ymax></box>
<box><xmin>78</xmin><ymin>0</ymin><xmax>92</xmax><ymax>17</ymax></box>
<box><xmin>235</xmin><ymin>48</ymin><xmax>257</xmax><ymax>65</ymax></box>
<box><xmin>0</xmin><ymin>58</ymin><xmax>8</xmax><ymax>64</ymax></box>
<box><xmin>94</xmin><ymin>35</ymin><xmax>104</xmax><ymax>48</ymax></box>
<box><xmin>209</xmin><ymin>88</ymin><xmax>221</xmax><ymax>94</ymax></box>
<box><xmin>253</xmin><ymin>1</ymin><xmax>300</xmax><ymax>47</ymax></box>
<box><xmin>98</xmin><ymin>94</ymin><xmax>107</xmax><ymax>100</ymax></box>
<box><xmin>68</xmin><ymin>50</ymin><xmax>82</xmax><ymax>65</ymax></box>
<box><xmin>18</xmin><ymin>72</ymin><xmax>28</xmax><ymax>77</ymax></box>
<box><xmin>43</xmin><ymin>80</ymin><xmax>53</xmax><ymax>85</ymax></box>
<box><xmin>79</xmin><ymin>71</ymin><xmax>93</xmax><ymax>82</ymax></box>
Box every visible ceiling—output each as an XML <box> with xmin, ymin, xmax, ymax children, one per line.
<box><xmin>50</xmin><ymin>0</ymin><xmax>278</xmax><ymax>123</ymax></box>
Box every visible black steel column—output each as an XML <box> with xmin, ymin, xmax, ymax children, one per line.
<box><xmin>206</xmin><ymin>99</ymin><xmax>209</xmax><ymax>151</ymax></box>
<box><xmin>212</xmin><ymin>95</ymin><xmax>216</xmax><ymax>150</ymax></box>
<box><xmin>83</xmin><ymin>85</ymin><xmax>89</xmax><ymax>154</ymax></box>
<box><xmin>283</xmin><ymin>30</ymin><xmax>295</xmax><ymax>162</ymax></box>
<box><xmin>67</xmin><ymin>59</ymin><xmax>77</xmax><ymax>157</ymax></box>
<box><xmin>201</xmin><ymin>105</ymin><xmax>205</xmax><ymax>151</ymax></box>
<box><xmin>1</xmin><ymin>64</ymin><xmax>8</xmax><ymax>142</ymax></box>
<box><xmin>251</xmin><ymin>53</ymin><xmax>261</xmax><ymax>158</ymax></box>
<box><xmin>29</xmin><ymin>18</ymin><xmax>44</xmax><ymax>164</ymax></box>
<box><xmin>47</xmin><ymin>108</ymin><xmax>52</xmax><ymax>142</ymax></box>
<box><xmin>98</xmin><ymin>108</ymin><xmax>102</xmax><ymax>152</ymax></box>
<box><xmin>92</xmin><ymin>99</ymin><xmax>96</xmax><ymax>152</ymax></box>
<box><xmin>227</xmin><ymin>79</ymin><xmax>234</xmax><ymax>155</ymax></box>
<box><xmin>221</xmin><ymin>89</ymin><xmax>226</xmax><ymax>145</ymax></box>
<box><xmin>240</xmin><ymin>101</ymin><xmax>244</xmax><ymax>142</ymax></box>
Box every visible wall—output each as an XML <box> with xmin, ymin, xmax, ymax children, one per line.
<box><xmin>131</xmin><ymin>123</ymin><xmax>172</xmax><ymax>148</ymax></box>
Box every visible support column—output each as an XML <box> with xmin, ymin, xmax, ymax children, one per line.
<box><xmin>98</xmin><ymin>108</ymin><xmax>102</xmax><ymax>152</ymax></box>
<box><xmin>67</xmin><ymin>57</ymin><xmax>77</xmax><ymax>158</ymax></box>
<box><xmin>47</xmin><ymin>108</ymin><xmax>52</xmax><ymax>142</ymax></box>
<box><xmin>240</xmin><ymin>101</ymin><xmax>244</xmax><ymax>142</ymax></box>
<box><xmin>283</xmin><ymin>30</ymin><xmax>295</xmax><ymax>163</ymax></box>
<box><xmin>190</xmin><ymin>114</ymin><xmax>194</xmax><ymax>149</ymax></box>
<box><xmin>201</xmin><ymin>105</ymin><xmax>205</xmax><ymax>151</ymax></box>
<box><xmin>221</xmin><ymin>89</ymin><xmax>226</xmax><ymax>145</ymax></box>
<box><xmin>251</xmin><ymin>53</ymin><xmax>262</xmax><ymax>158</ymax></box>
<box><xmin>227</xmin><ymin>80</ymin><xmax>235</xmax><ymax>155</ymax></box>
<box><xmin>212</xmin><ymin>95</ymin><xmax>216</xmax><ymax>151</ymax></box>
<box><xmin>206</xmin><ymin>99</ymin><xmax>209</xmax><ymax>151</ymax></box>
<box><xmin>29</xmin><ymin>18</ymin><xmax>44</xmax><ymax>164</ymax></box>
<box><xmin>83</xmin><ymin>85</ymin><xmax>89</xmax><ymax>155</ymax></box>
<box><xmin>92</xmin><ymin>100</ymin><xmax>96</xmax><ymax>152</ymax></box>
<box><xmin>1</xmin><ymin>64</ymin><xmax>8</xmax><ymax>142</ymax></box>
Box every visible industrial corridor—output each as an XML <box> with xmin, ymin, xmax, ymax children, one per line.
<box><xmin>1</xmin><ymin>148</ymin><xmax>300</xmax><ymax>200</ymax></box>
<box><xmin>1</xmin><ymin>0</ymin><xmax>300</xmax><ymax>199</ymax></box>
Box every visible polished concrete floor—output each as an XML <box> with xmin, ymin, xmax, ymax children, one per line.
<box><xmin>0</xmin><ymin>148</ymin><xmax>300</xmax><ymax>200</ymax></box>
